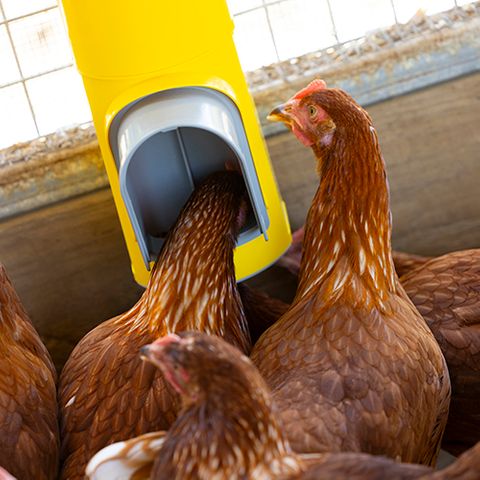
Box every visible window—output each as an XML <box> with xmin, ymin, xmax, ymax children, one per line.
<box><xmin>0</xmin><ymin>0</ymin><xmax>91</xmax><ymax>149</ymax></box>
<box><xmin>228</xmin><ymin>0</ymin><xmax>460</xmax><ymax>71</ymax></box>
<box><xmin>0</xmin><ymin>0</ymin><xmax>466</xmax><ymax>150</ymax></box>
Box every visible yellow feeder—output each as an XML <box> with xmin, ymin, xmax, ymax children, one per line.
<box><xmin>60</xmin><ymin>0</ymin><xmax>291</xmax><ymax>286</ymax></box>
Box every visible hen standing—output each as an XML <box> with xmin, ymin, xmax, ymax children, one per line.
<box><xmin>58</xmin><ymin>171</ymin><xmax>251</xmax><ymax>479</ymax></box>
<box><xmin>0</xmin><ymin>264</ymin><xmax>59</xmax><ymax>479</ymax></box>
<box><xmin>278</xmin><ymin>232</ymin><xmax>480</xmax><ymax>454</ymax></box>
<box><xmin>251</xmin><ymin>80</ymin><xmax>450</xmax><ymax>464</ymax></box>
<box><xmin>86</xmin><ymin>333</ymin><xmax>480</xmax><ymax>480</ymax></box>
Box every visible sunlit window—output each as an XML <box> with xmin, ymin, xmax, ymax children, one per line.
<box><xmin>0</xmin><ymin>0</ymin><xmax>467</xmax><ymax>150</ymax></box>
<box><xmin>0</xmin><ymin>0</ymin><xmax>90</xmax><ymax>149</ymax></box>
<box><xmin>228</xmin><ymin>0</ymin><xmax>460</xmax><ymax>70</ymax></box>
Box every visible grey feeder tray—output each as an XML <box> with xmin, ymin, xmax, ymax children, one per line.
<box><xmin>109</xmin><ymin>87</ymin><xmax>269</xmax><ymax>269</ymax></box>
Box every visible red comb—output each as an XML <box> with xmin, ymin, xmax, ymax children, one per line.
<box><xmin>293</xmin><ymin>79</ymin><xmax>327</xmax><ymax>100</ymax></box>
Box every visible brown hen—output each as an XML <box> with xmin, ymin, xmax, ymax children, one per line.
<box><xmin>86</xmin><ymin>333</ymin><xmax>479</xmax><ymax>480</ymax></box>
<box><xmin>86</xmin><ymin>332</ymin><xmax>302</xmax><ymax>479</ymax></box>
<box><xmin>58</xmin><ymin>171</ymin><xmax>251</xmax><ymax>479</ymax></box>
<box><xmin>0</xmin><ymin>264</ymin><xmax>59</xmax><ymax>479</ymax></box>
<box><xmin>276</xmin><ymin>232</ymin><xmax>479</xmax><ymax>455</ymax></box>
<box><xmin>251</xmin><ymin>80</ymin><xmax>450</xmax><ymax>465</ymax></box>
<box><xmin>401</xmin><ymin>249</ymin><xmax>480</xmax><ymax>455</ymax></box>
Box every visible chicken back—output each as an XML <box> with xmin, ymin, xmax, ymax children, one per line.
<box><xmin>0</xmin><ymin>264</ymin><xmax>59</xmax><ymax>479</ymax></box>
<box><xmin>251</xmin><ymin>81</ymin><xmax>450</xmax><ymax>465</ymax></box>
<box><xmin>401</xmin><ymin>249</ymin><xmax>480</xmax><ymax>455</ymax></box>
<box><xmin>58</xmin><ymin>171</ymin><xmax>251</xmax><ymax>479</ymax></box>
<box><xmin>292</xmin><ymin>443</ymin><xmax>480</xmax><ymax>480</ymax></box>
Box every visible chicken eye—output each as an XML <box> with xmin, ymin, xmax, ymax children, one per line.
<box><xmin>308</xmin><ymin>105</ymin><xmax>317</xmax><ymax>117</ymax></box>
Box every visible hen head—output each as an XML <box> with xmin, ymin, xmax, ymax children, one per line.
<box><xmin>141</xmin><ymin>332</ymin><xmax>264</xmax><ymax>404</ymax></box>
<box><xmin>268</xmin><ymin>79</ymin><xmax>372</xmax><ymax>150</ymax></box>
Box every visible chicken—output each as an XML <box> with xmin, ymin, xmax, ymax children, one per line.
<box><xmin>277</xmin><ymin>226</ymin><xmax>431</xmax><ymax>278</ymax></box>
<box><xmin>251</xmin><ymin>80</ymin><xmax>450</xmax><ymax>464</ymax></box>
<box><xmin>58</xmin><ymin>171</ymin><xmax>251</xmax><ymax>479</ymax></box>
<box><xmin>400</xmin><ymin>249</ymin><xmax>480</xmax><ymax>455</ymax></box>
<box><xmin>279</xmin><ymin>226</ymin><xmax>480</xmax><ymax>455</ymax></box>
<box><xmin>0</xmin><ymin>264</ymin><xmax>59</xmax><ymax>479</ymax></box>
<box><xmin>86</xmin><ymin>333</ymin><xmax>480</xmax><ymax>480</ymax></box>
<box><xmin>86</xmin><ymin>332</ymin><xmax>302</xmax><ymax>479</ymax></box>
<box><xmin>238</xmin><ymin>283</ymin><xmax>289</xmax><ymax>343</ymax></box>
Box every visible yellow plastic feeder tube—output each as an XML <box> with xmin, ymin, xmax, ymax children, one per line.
<box><xmin>60</xmin><ymin>0</ymin><xmax>291</xmax><ymax>286</ymax></box>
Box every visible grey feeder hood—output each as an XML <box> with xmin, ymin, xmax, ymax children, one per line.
<box><xmin>109</xmin><ymin>87</ymin><xmax>270</xmax><ymax>269</ymax></box>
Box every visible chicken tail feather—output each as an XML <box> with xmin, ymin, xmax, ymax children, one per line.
<box><xmin>85</xmin><ymin>431</ymin><xmax>166</xmax><ymax>480</ymax></box>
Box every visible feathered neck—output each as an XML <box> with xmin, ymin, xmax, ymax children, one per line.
<box><xmin>128</xmin><ymin>174</ymin><xmax>250</xmax><ymax>353</ymax></box>
<box><xmin>296</xmin><ymin>116</ymin><xmax>396</xmax><ymax>308</ymax></box>
<box><xmin>152</xmin><ymin>373</ymin><xmax>301</xmax><ymax>479</ymax></box>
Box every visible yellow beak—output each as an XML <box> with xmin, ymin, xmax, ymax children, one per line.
<box><xmin>267</xmin><ymin>103</ymin><xmax>292</xmax><ymax>125</ymax></box>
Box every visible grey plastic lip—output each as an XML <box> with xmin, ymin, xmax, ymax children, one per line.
<box><xmin>109</xmin><ymin>87</ymin><xmax>270</xmax><ymax>270</ymax></box>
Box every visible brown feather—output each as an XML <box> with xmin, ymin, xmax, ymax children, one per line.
<box><xmin>59</xmin><ymin>172</ymin><xmax>251</xmax><ymax>479</ymax></box>
<box><xmin>238</xmin><ymin>283</ymin><xmax>289</xmax><ymax>343</ymax></box>
<box><xmin>401</xmin><ymin>249</ymin><xmax>480</xmax><ymax>454</ymax></box>
<box><xmin>0</xmin><ymin>264</ymin><xmax>59</xmax><ymax>480</ymax></box>
<box><xmin>276</xmin><ymin>226</ymin><xmax>431</xmax><ymax>279</ymax></box>
<box><xmin>394</xmin><ymin>251</ymin><xmax>432</xmax><ymax>278</ymax></box>
<box><xmin>293</xmin><ymin>452</ymin><xmax>432</xmax><ymax>480</ymax></box>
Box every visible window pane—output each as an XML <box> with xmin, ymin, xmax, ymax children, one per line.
<box><xmin>9</xmin><ymin>9</ymin><xmax>73</xmax><ymax>78</ymax></box>
<box><xmin>1</xmin><ymin>0</ymin><xmax>57</xmax><ymax>20</ymax></box>
<box><xmin>233</xmin><ymin>9</ymin><xmax>278</xmax><ymax>71</ymax></box>
<box><xmin>0</xmin><ymin>84</ymin><xmax>38</xmax><ymax>149</ymax></box>
<box><xmin>227</xmin><ymin>0</ymin><xmax>262</xmax><ymax>15</ymax></box>
<box><xmin>393</xmin><ymin>0</ymin><xmax>455</xmax><ymax>23</ymax></box>
<box><xmin>26</xmin><ymin>67</ymin><xmax>92</xmax><ymax>135</ymax></box>
<box><xmin>0</xmin><ymin>25</ymin><xmax>21</xmax><ymax>86</ymax></box>
<box><xmin>268</xmin><ymin>0</ymin><xmax>336</xmax><ymax>61</ymax></box>
<box><xmin>329</xmin><ymin>0</ymin><xmax>396</xmax><ymax>42</ymax></box>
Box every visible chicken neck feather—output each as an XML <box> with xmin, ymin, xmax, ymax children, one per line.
<box><xmin>129</xmin><ymin>172</ymin><xmax>251</xmax><ymax>353</ymax></box>
<box><xmin>298</xmin><ymin>104</ymin><xmax>396</xmax><ymax>309</ymax></box>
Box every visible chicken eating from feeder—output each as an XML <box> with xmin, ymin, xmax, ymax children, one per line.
<box><xmin>60</xmin><ymin>0</ymin><xmax>292</xmax><ymax>286</ymax></box>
